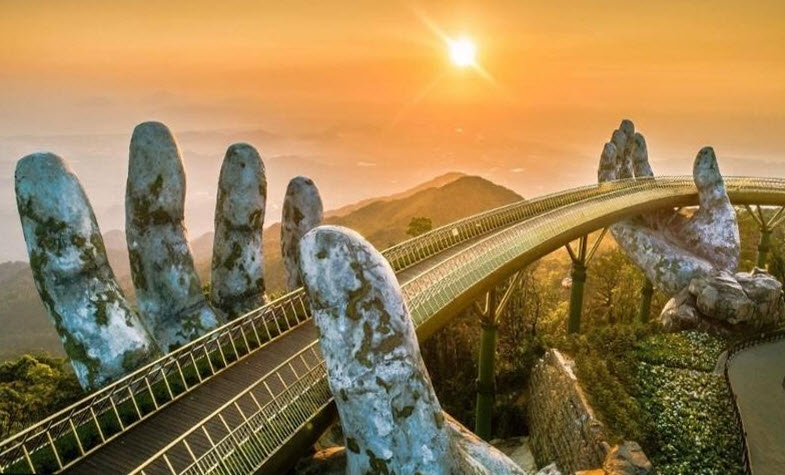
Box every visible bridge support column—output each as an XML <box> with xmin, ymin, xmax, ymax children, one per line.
<box><xmin>473</xmin><ymin>272</ymin><xmax>522</xmax><ymax>441</ymax></box>
<box><xmin>758</xmin><ymin>228</ymin><xmax>772</xmax><ymax>269</ymax></box>
<box><xmin>745</xmin><ymin>205</ymin><xmax>785</xmax><ymax>271</ymax></box>
<box><xmin>565</xmin><ymin>229</ymin><xmax>607</xmax><ymax>335</ymax></box>
<box><xmin>475</xmin><ymin>317</ymin><xmax>497</xmax><ymax>441</ymax></box>
<box><xmin>639</xmin><ymin>278</ymin><xmax>653</xmax><ymax>323</ymax></box>
<box><xmin>567</xmin><ymin>262</ymin><xmax>586</xmax><ymax>334</ymax></box>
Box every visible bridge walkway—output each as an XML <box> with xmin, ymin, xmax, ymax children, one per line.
<box><xmin>728</xmin><ymin>339</ymin><xmax>785</xmax><ymax>474</ymax></box>
<box><xmin>63</xmin><ymin>225</ymin><xmax>512</xmax><ymax>474</ymax></box>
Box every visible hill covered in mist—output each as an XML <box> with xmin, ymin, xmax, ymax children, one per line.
<box><xmin>0</xmin><ymin>173</ymin><xmax>521</xmax><ymax>360</ymax></box>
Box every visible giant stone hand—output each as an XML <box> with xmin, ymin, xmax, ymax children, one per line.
<box><xmin>16</xmin><ymin>122</ymin><xmax>271</xmax><ymax>388</ymax></box>
<box><xmin>599</xmin><ymin>120</ymin><xmax>782</xmax><ymax>332</ymax></box>
<box><xmin>16</xmin><ymin>154</ymin><xmax>160</xmax><ymax>390</ymax></box>
<box><xmin>299</xmin><ymin>226</ymin><xmax>530</xmax><ymax>475</ymax></box>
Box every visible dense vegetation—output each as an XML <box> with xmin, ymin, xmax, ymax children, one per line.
<box><xmin>421</xmin><ymin>210</ymin><xmax>785</xmax><ymax>472</ymax></box>
<box><xmin>561</xmin><ymin>327</ymin><xmax>744</xmax><ymax>474</ymax></box>
<box><xmin>0</xmin><ymin>354</ymin><xmax>82</xmax><ymax>441</ymax></box>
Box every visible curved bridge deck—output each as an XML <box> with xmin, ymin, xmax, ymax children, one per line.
<box><xmin>63</xmin><ymin>231</ymin><xmax>502</xmax><ymax>474</ymax></box>
<box><xmin>3</xmin><ymin>176</ymin><xmax>785</xmax><ymax>475</ymax></box>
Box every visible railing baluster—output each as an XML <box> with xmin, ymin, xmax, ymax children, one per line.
<box><xmin>46</xmin><ymin>431</ymin><xmax>63</xmax><ymax>470</ymax></box>
<box><xmin>68</xmin><ymin>419</ymin><xmax>85</xmax><ymax>456</ymax></box>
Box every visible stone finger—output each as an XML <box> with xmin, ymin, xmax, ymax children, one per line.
<box><xmin>631</xmin><ymin>132</ymin><xmax>653</xmax><ymax>178</ymax></box>
<box><xmin>598</xmin><ymin>142</ymin><xmax>618</xmax><ymax>182</ymax></box>
<box><xmin>126</xmin><ymin>121</ymin><xmax>222</xmax><ymax>351</ymax></box>
<box><xmin>616</xmin><ymin>119</ymin><xmax>635</xmax><ymax>179</ymax></box>
<box><xmin>281</xmin><ymin>176</ymin><xmax>323</xmax><ymax>290</ymax></box>
<box><xmin>671</xmin><ymin>147</ymin><xmax>740</xmax><ymax>271</ymax></box>
<box><xmin>299</xmin><ymin>225</ymin><xmax>525</xmax><ymax>474</ymax></box>
<box><xmin>16</xmin><ymin>153</ymin><xmax>160</xmax><ymax>390</ymax></box>
<box><xmin>210</xmin><ymin>143</ymin><xmax>267</xmax><ymax>319</ymax></box>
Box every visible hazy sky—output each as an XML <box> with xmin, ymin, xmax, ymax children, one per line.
<box><xmin>2</xmin><ymin>0</ymin><xmax>785</xmax><ymax>260</ymax></box>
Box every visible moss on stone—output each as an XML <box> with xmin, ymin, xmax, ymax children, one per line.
<box><xmin>346</xmin><ymin>437</ymin><xmax>360</xmax><ymax>453</ymax></box>
<box><xmin>366</xmin><ymin>449</ymin><xmax>391</xmax><ymax>475</ymax></box>
<box><xmin>223</xmin><ymin>242</ymin><xmax>243</xmax><ymax>270</ymax></box>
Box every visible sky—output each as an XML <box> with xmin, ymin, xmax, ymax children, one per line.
<box><xmin>1</xmin><ymin>0</ymin><xmax>785</xmax><ymax>260</ymax></box>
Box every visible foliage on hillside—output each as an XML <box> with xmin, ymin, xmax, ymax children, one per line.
<box><xmin>559</xmin><ymin>326</ymin><xmax>744</xmax><ymax>474</ymax></box>
<box><xmin>0</xmin><ymin>354</ymin><xmax>82</xmax><ymax>440</ymax></box>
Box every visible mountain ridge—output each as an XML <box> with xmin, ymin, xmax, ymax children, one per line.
<box><xmin>0</xmin><ymin>173</ymin><xmax>522</xmax><ymax>360</ymax></box>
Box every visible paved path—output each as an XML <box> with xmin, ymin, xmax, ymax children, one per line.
<box><xmin>727</xmin><ymin>340</ymin><xmax>785</xmax><ymax>475</ymax></box>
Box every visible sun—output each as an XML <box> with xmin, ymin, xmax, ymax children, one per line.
<box><xmin>448</xmin><ymin>36</ymin><xmax>477</xmax><ymax>68</ymax></box>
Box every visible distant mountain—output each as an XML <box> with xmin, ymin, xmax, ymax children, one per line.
<box><xmin>0</xmin><ymin>173</ymin><xmax>522</xmax><ymax>360</ymax></box>
<box><xmin>0</xmin><ymin>262</ymin><xmax>63</xmax><ymax>360</ymax></box>
<box><xmin>325</xmin><ymin>172</ymin><xmax>467</xmax><ymax>218</ymax></box>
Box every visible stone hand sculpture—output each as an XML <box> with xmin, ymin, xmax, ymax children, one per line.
<box><xmin>16</xmin><ymin>121</ymin><xmax>272</xmax><ymax>388</ymax></box>
<box><xmin>282</xmin><ymin>176</ymin><xmax>323</xmax><ymax>290</ymax></box>
<box><xmin>16</xmin><ymin>154</ymin><xmax>160</xmax><ymax>390</ymax></box>
<box><xmin>299</xmin><ymin>225</ymin><xmax>533</xmax><ymax>475</ymax></box>
<box><xmin>598</xmin><ymin>120</ymin><xmax>782</xmax><ymax>332</ymax></box>
<box><xmin>210</xmin><ymin>143</ymin><xmax>267</xmax><ymax>319</ymax></box>
<box><xmin>126</xmin><ymin>122</ymin><xmax>222</xmax><ymax>350</ymax></box>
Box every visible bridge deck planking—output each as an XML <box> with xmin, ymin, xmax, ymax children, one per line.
<box><xmin>64</xmin><ymin>224</ymin><xmax>518</xmax><ymax>474</ymax></box>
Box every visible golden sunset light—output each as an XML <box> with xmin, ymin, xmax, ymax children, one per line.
<box><xmin>2</xmin><ymin>3</ymin><xmax>785</xmax><ymax>474</ymax></box>
<box><xmin>448</xmin><ymin>36</ymin><xmax>477</xmax><ymax>68</ymax></box>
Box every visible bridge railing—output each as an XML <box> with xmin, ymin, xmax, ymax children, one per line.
<box><xmin>5</xmin><ymin>174</ymin><xmax>607</xmax><ymax>473</ymax></box>
<box><xmin>133</xmin><ymin>175</ymin><xmax>785</xmax><ymax>475</ymax></box>
<box><xmin>127</xmin><ymin>176</ymin><xmax>707</xmax><ymax>474</ymax></box>
<box><xmin>0</xmin><ymin>289</ymin><xmax>313</xmax><ymax>474</ymax></box>
<box><xmin>130</xmin><ymin>341</ymin><xmax>328</xmax><ymax>475</ymax></box>
<box><xmin>6</xmin><ymin>175</ymin><xmax>785</xmax><ymax>474</ymax></box>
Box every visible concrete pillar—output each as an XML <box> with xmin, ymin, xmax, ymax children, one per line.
<box><xmin>639</xmin><ymin>279</ymin><xmax>654</xmax><ymax>323</ymax></box>
<box><xmin>475</xmin><ymin>287</ymin><xmax>498</xmax><ymax>440</ymax></box>
<box><xmin>757</xmin><ymin>227</ymin><xmax>772</xmax><ymax>270</ymax></box>
<box><xmin>567</xmin><ymin>261</ymin><xmax>586</xmax><ymax>334</ymax></box>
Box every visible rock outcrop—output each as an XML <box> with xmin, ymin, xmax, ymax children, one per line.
<box><xmin>210</xmin><ymin>143</ymin><xmax>267</xmax><ymax>319</ymax></box>
<box><xmin>126</xmin><ymin>122</ymin><xmax>222</xmax><ymax>351</ymax></box>
<box><xmin>282</xmin><ymin>176</ymin><xmax>323</xmax><ymax>290</ymax></box>
<box><xmin>602</xmin><ymin>442</ymin><xmax>652</xmax><ymax>475</ymax></box>
<box><xmin>598</xmin><ymin>120</ymin><xmax>782</xmax><ymax>332</ymax></box>
<box><xmin>16</xmin><ymin>153</ymin><xmax>160</xmax><ymax>390</ymax></box>
<box><xmin>299</xmin><ymin>225</ymin><xmax>534</xmax><ymax>474</ymax></box>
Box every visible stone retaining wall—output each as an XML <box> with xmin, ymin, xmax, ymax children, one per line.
<box><xmin>528</xmin><ymin>349</ymin><xmax>610</xmax><ymax>473</ymax></box>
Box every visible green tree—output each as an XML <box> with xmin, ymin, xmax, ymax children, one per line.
<box><xmin>406</xmin><ymin>216</ymin><xmax>433</xmax><ymax>237</ymax></box>
<box><xmin>0</xmin><ymin>354</ymin><xmax>82</xmax><ymax>440</ymax></box>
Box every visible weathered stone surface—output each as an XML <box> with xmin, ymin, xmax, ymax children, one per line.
<box><xmin>16</xmin><ymin>153</ymin><xmax>160</xmax><ymax>390</ymax></box>
<box><xmin>690</xmin><ymin>270</ymin><xmax>754</xmax><ymax>324</ymax></box>
<box><xmin>297</xmin><ymin>435</ymin><xmax>560</xmax><ymax>475</ymax></box>
<box><xmin>735</xmin><ymin>268</ymin><xmax>784</xmax><ymax>326</ymax></box>
<box><xmin>299</xmin><ymin>225</ymin><xmax>526</xmax><ymax>474</ymax></box>
<box><xmin>294</xmin><ymin>447</ymin><xmax>346</xmax><ymax>475</ymax></box>
<box><xmin>660</xmin><ymin>288</ymin><xmax>703</xmax><ymax>332</ymax></box>
<box><xmin>528</xmin><ymin>349</ymin><xmax>608</xmax><ymax>473</ymax></box>
<box><xmin>662</xmin><ymin>269</ymin><xmax>783</xmax><ymax>332</ymax></box>
<box><xmin>491</xmin><ymin>436</ymin><xmax>537</xmax><ymax>473</ymax></box>
<box><xmin>282</xmin><ymin>176</ymin><xmax>323</xmax><ymax>290</ymax></box>
<box><xmin>210</xmin><ymin>143</ymin><xmax>267</xmax><ymax>319</ymax></box>
<box><xmin>126</xmin><ymin>122</ymin><xmax>222</xmax><ymax>351</ymax></box>
<box><xmin>598</xmin><ymin>120</ymin><xmax>781</xmax><ymax>331</ymax></box>
<box><xmin>535</xmin><ymin>464</ymin><xmax>562</xmax><ymax>475</ymax></box>
<box><xmin>602</xmin><ymin>442</ymin><xmax>652</xmax><ymax>475</ymax></box>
